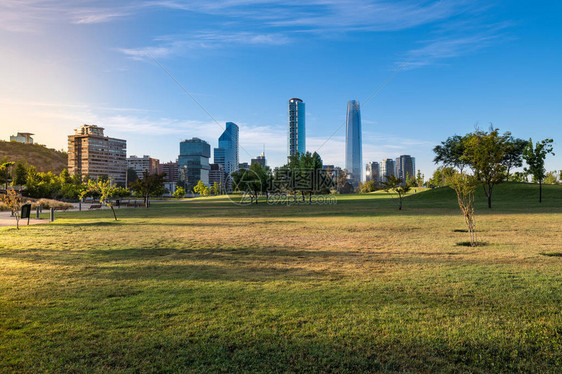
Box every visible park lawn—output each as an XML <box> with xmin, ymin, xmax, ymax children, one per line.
<box><xmin>0</xmin><ymin>183</ymin><xmax>561</xmax><ymax>373</ymax></box>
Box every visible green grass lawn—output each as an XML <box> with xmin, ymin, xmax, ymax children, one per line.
<box><xmin>1</xmin><ymin>183</ymin><xmax>561</xmax><ymax>373</ymax></box>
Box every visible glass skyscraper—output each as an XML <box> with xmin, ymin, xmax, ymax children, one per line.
<box><xmin>345</xmin><ymin>100</ymin><xmax>362</xmax><ymax>185</ymax></box>
<box><xmin>213</xmin><ymin>122</ymin><xmax>239</xmax><ymax>175</ymax></box>
<box><xmin>381</xmin><ymin>158</ymin><xmax>395</xmax><ymax>181</ymax></box>
<box><xmin>178</xmin><ymin>137</ymin><xmax>210</xmax><ymax>187</ymax></box>
<box><xmin>395</xmin><ymin>155</ymin><xmax>416</xmax><ymax>181</ymax></box>
<box><xmin>288</xmin><ymin>98</ymin><xmax>305</xmax><ymax>157</ymax></box>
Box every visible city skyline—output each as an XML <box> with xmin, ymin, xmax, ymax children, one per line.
<box><xmin>1</xmin><ymin>1</ymin><xmax>561</xmax><ymax>177</ymax></box>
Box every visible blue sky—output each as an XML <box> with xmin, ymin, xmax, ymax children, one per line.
<box><xmin>1</xmin><ymin>0</ymin><xmax>561</xmax><ymax>178</ymax></box>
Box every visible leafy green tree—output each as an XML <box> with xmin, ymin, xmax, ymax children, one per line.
<box><xmin>127</xmin><ymin>168</ymin><xmax>138</xmax><ymax>187</ymax></box>
<box><xmin>13</xmin><ymin>162</ymin><xmax>28</xmax><ymax>187</ymax></box>
<box><xmin>359</xmin><ymin>180</ymin><xmax>377</xmax><ymax>193</ymax></box>
<box><xmin>415</xmin><ymin>170</ymin><xmax>424</xmax><ymax>187</ymax></box>
<box><xmin>382</xmin><ymin>175</ymin><xmax>413</xmax><ymax>210</ymax></box>
<box><xmin>446</xmin><ymin>170</ymin><xmax>478</xmax><ymax>246</ymax></box>
<box><xmin>433</xmin><ymin>135</ymin><xmax>468</xmax><ymax>172</ymax></box>
<box><xmin>231</xmin><ymin>163</ymin><xmax>271</xmax><ymax>204</ymax></box>
<box><xmin>193</xmin><ymin>180</ymin><xmax>207</xmax><ymax>196</ymax></box>
<box><xmin>543</xmin><ymin>172</ymin><xmax>558</xmax><ymax>184</ymax></box>
<box><xmin>81</xmin><ymin>179</ymin><xmax>119</xmax><ymax>221</ymax></box>
<box><xmin>502</xmin><ymin>137</ymin><xmax>528</xmax><ymax>179</ymax></box>
<box><xmin>0</xmin><ymin>162</ymin><xmax>15</xmax><ymax>189</ymax></box>
<box><xmin>130</xmin><ymin>171</ymin><xmax>166</xmax><ymax>207</ymax></box>
<box><xmin>173</xmin><ymin>186</ymin><xmax>186</xmax><ymax>198</ymax></box>
<box><xmin>462</xmin><ymin>128</ymin><xmax>510</xmax><ymax>209</ymax></box>
<box><xmin>509</xmin><ymin>171</ymin><xmax>528</xmax><ymax>183</ymax></box>
<box><xmin>429</xmin><ymin>167</ymin><xmax>453</xmax><ymax>188</ymax></box>
<box><xmin>523</xmin><ymin>138</ymin><xmax>555</xmax><ymax>202</ymax></box>
<box><xmin>59</xmin><ymin>168</ymin><xmax>72</xmax><ymax>185</ymax></box>
<box><xmin>211</xmin><ymin>182</ymin><xmax>220</xmax><ymax>195</ymax></box>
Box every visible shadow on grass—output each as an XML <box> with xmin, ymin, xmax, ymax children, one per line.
<box><xmin>540</xmin><ymin>252</ymin><xmax>562</xmax><ymax>257</ymax></box>
<box><xmin>456</xmin><ymin>241</ymin><xmax>489</xmax><ymax>247</ymax></box>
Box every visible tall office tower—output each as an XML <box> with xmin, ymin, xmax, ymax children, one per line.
<box><xmin>251</xmin><ymin>152</ymin><xmax>266</xmax><ymax>167</ymax></box>
<box><xmin>345</xmin><ymin>100</ymin><xmax>362</xmax><ymax>185</ymax></box>
<box><xmin>68</xmin><ymin>124</ymin><xmax>127</xmax><ymax>185</ymax></box>
<box><xmin>178</xmin><ymin>137</ymin><xmax>211</xmax><ymax>187</ymax></box>
<box><xmin>395</xmin><ymin>155</ymin><xmax>415</xmax><ymax>181</ymax></box>
<box><xmin>127</xmin><ymin>155</ymin><xmax>160</xmax><ymax>179</ymax></box>
<box><xmin>288</xmin><ymin>98</ymin><xmax>305</xmax><ymax>157</ymax></box>
<box><xmin>380</xmin><ymin>158</ymin><xmax>395</xmax><ymax>182</ymax></box>
<box><xmin>159</xmin><ymin>161</ymin><xmax>179</xmax><ymax>183</ymax></box>
<box><xmin>366</xmin><ymin>161</ymin><xmax>380</xmax><ymax>182</ymax></box>
<box><xmin>213</xmin><ymin>122</ymin><xmax>239</xmax><ymax>175</ymax></box>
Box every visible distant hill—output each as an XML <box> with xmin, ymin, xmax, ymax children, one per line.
<box><xmin>0</xmin><ymin>141</ymin><xmax>67</xmax><ymax>173</ymax></box>
<box><xmin>407</xmin><ymin>182</ymin><xmax>562</xmax><ymax>210</ymax></box>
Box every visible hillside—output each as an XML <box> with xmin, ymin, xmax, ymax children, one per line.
<box><xmin>0</xmin><ymin>141</ymin><xmax>67</xmax><ymax>173</ymax></box>
<box><xmin>407</xmin><ymin>182</ymin><xmax>562</xmax><ymax>210</ymax></box>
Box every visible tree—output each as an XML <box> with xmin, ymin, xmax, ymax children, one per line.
<box><xmin>433</xmin><ymin>135</ymin><xmax>468</xmax><ymax>172</ymax></box>
<box><xmin>211</xmin><ymin>182</ymin><xmax>220</xmax><ymax>195</ymax></box>
<box><xmin>59</xmin><ymin>168</ymin><xmax>72</xmax><ymax>185</ymax></box>
<box><xmin>230</xmin><ymin>163</ymin><xmax>270</xmax><ymax>204</ymax></box>
<box><xmin>428</xmin><ymin>167</ymin><xmax>453</xmax><ymax>188</ymax></box>
<box><xmin>523</xmin><ymin>138</ymin><xmax>555</xmax><ymax>202</ymax></box>
<box><xmin>446</xmin><ymin>170</ymin><xmax>478</xmax><ymax>246</ymax></box>
<box><xmin>13</xmin><ymin>162</ymin><xmax>28</xmax><ymax>187</ymax></box>
<box><xmin>193</xmin><ymin>180</ymin><xmax>207</xmax><ymax>196</ymax></box>
<box><xmin>415</xmin><ymin>170</ymin><xmax>424</xmax><ymax>187</ymax></box>
<box><xmin>81</xmin><ymin>179</ymin><xmax>119</xmax><ymax>221</ymax></box>
<box><xmin>381</xmin><ymin>175</ymin><xmax>413</xmax><ymax>210</ymax></box>
<box><xmin>502</xmin><ymin>137</ymin><xmax>528</xmax><ymax>179</ymax></box>
<box><xmin>509</xmin><ymin>171</ymin><xmax>528</xmax><ymax>183</ymax></box>
<box><xmin>359</xmin><ymin>180</ymin><xmax>377</xmax><ymax>193</ymax></box>
<box><xmin>130</xmin><ymin>171</ymin><xmax>166</xmax><ymax>207</ymax></box>
<box><xmin>543</xmin><ymin>172</ymin><xmax>558</xmax><ymax>184</ymax></box>
<box><xmin>0</xmin><ymin>162</ymin><xmax>15</xmax><ymax>189</ymax></box>
<box><xmin>173</xmin><ymin>186</ymin><xmax>186</xmax><ymax>198</ymax></box>
<box><xmin>1</xmin><ymin>189</ymin><xmax>23</xmax><ymax>229</ymax></box>
<box><xmin>127</xmin><ymin>168</ymin><xmax>138</xmax><ymax>187</ymax></box>
<box><xmin>462</xmin><ymin>128</ymin><xmax>510</xmax><ymax>209</ymax></box>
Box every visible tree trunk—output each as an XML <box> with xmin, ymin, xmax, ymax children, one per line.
<box><xmin>539</xmin><ymin>180</ymin><xmax>542</xmax><ymax>203</ymax></box>
<box><xmin>398</xmin><ymin>194</ymin><xmax>403</xmax><ymax>210</ymax></box>
<box><xmin>483</xmin><ymin>184</ymin><xmax>492</xmax><ymax>209</ymax></box>
<box><xmin>110</xmin><ymin>206</ymin><xmax>118</xmax><ymax>221</ymax></box>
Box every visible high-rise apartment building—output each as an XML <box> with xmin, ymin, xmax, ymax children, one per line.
<box><xmin>345</xmin><ymin>100</ymin><xmax>362</xmax><ymax>186</ymax></box>
<box><xmin>213</xmin><ymin>122</ymin><xmax>239</xmax><ymax>175</ymax></box>
<box><xmin>366</xmin><ymin>161</ymin><xmax>380</xmax><ymax>182</ymax></box>
<box><xmin>380</xmin><ymin>158</ymin><xmax>395</xmax><ymax>182</ymax></box>
<box><xmin>127</xmin><ymin>155</ymin><xmax>159</xmax><ymax>179</ymax></box>
<box><xmin>68</xmin><ymin>124</ymin><xmax>127</xmax><ymax>185</ymax></box>
<box><xmin>159</xmin><ymin>161</ymin><xmax>179</xmax><ymax>183</ymax></box>
<box><xmin>288</xmin><ymin>98</ymin><xmax>305</xmax><ymax>157</ymax></box>
<box><xmin>395</xmin><ymin>155</ymin><xmax>416</xmax><ymax>181</ymax></box>
<box><xmin>178</xmin><ymin>138</ymin><xmax>210</xmax><ymax>187</ymax></box>
<box><xmin>209</xmin><ymin>163</ymin><xmax>226</xmax><ymax>188</ymax></box>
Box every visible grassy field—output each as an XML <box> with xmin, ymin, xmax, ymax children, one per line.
<box><xmin>1</xmin><ymin>183</ymin><xmax>561</xmax><ymax>373</ymax></box>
